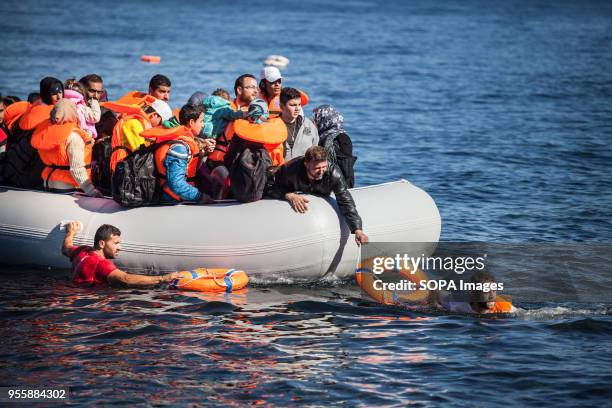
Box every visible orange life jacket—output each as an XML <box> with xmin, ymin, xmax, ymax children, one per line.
<box><xmin>104</xmin><ymin>91</ymin><xmax>157</xmax><ymax>172</ymax></box>
<box><xmin>233</xmin><ymin>117</ymin><xmax>287</xmax><ymax>166</ymax></box>
<box><xmin>31</xmin><ymin>121</ymin><xmax>92</xmax><ymax>189</ymax></box>
<box><xmin>230</xmin><ymin>99</ymin><xmax>248</xmax><ymax>112</ymax></box>
<box><xmin>113</xmin><ymin>90</ymin><xmax>149</xmax><ymax>107</ymax></box>
<box><xmin>3</xmin><ymin>101</ymin><xmax>30</xmax><ymax>130</ymax></box>
<box><xmin>489</xmin><ymin>296</ymin><xmax>514</xmax><ymax>313</ymax></box>
<box><xmin>144</xmin><ymin>126</ymin><xmax>201</xmax><ymax>202</ymax></box>
<box><xmin>208</xmin><ymin>122</ymin><xmax>235</xmax><ymax>163</ymax></box>
<box><xmin>19</xmin><ymin>104</ymin><xmax>53</xmax><ymax>131</ymax></box>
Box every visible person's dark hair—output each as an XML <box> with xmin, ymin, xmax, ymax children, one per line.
<box><xmin>280</xmin><ymin>87</ymin><xmax>301</xmax><ymax>106</ymax></box>
<box><xmin>233</xmin><ymin>74</ymin><xmax>256</xmax><ymax>96</ymax></box>
<box><xmin>149</xmin><ymin>74</ymin><xmax>171</xmax><ymax>91</ymax></box>
<box><xmin>27</xmin><ymin>92</ymin><xmax>41</xmax><ymax>103</ymax></box>
<box><xmin>143</xmin><ymin>105</ymin><xmax>160</xmax><ymax>117</ymax></box>
<box><xmin>96</xmin><ymin>109</ymin><xmax>118</xmax><ymax>137</ymax></box>
<box><xmin>258</xmin><ymin>80</ymin><xmax>269</xmax><ymax>100</ymax></box>
<box><xmin>78</xmin><ymin>74</ymin><xmax>103</xmax><ymax>87</ymax></box>
<box><xmin>304</xmin><ymin>146</ymin><xmax>327</xmax><ymax>162</ymax></box>
<box><xmin>470</xmin><ymin>270</ymin><xmax>495</xmax><ymax>284</ymax></box>
<box><xmin>3</xmin><ymin>95</ymin><xmax>21</xmax><ymax>105</ymax></box>
<box><xmin>94</xmin><ymin>224</ymin><xmax>121</xmax><ymax>249</ymax></box>
<box><xmin>179</xmin><ymin>103</ymin><xmax>205</xmax><ymax>126</ymax></box>
<box><xmin>212</xmin><ymin>88</ymin><xmax>230</xmax><ymax>99</ymax></box>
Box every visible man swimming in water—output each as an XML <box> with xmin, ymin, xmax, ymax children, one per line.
<box><xmin>433</xmin><ymin>270</ymin><xmax>517</xmax><ymax>314</ymax></box>
<box><xmin>61</xmin><ymin>222</ymin><xmax>179</xmax><ymax>287</ymax></box>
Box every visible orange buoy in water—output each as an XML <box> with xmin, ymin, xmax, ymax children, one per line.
<box><xmin>141</xmin><ymin>55</ymin><xmax>161</xmax><ymax>64</ymax></box>
<box><xmin>170</xmin><ymin>268</ymin><xmax>248</xmax><ymax>293</ymax></box>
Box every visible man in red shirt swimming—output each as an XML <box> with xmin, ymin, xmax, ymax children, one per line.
<box><xmin>61</xmin><ymin>222</ymin><xmax>179</xmax><ymax>287</ymax></box>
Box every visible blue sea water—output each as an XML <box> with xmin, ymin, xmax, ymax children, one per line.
<box><xmin>1</xmin><ymin>0</ymin><xmax>612</xmax><ymax>406</ymax></box>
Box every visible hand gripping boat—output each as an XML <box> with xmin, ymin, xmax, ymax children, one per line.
<box><xmin>0</xmin><ymin>180</ymin><xmax>441</xmax><ymax>283</ymax></box>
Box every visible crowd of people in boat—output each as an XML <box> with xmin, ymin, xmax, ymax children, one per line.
<box><xmin>0</xmin><ymin>68</ymin><xmax>368</xmax><ymax>244</ymax></box>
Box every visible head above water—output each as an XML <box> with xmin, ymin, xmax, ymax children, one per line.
<box><xmin>149</xmin><ymin>74</ymin><xmax>171</xmax><ymax>102</ymax></box>
<box><xmin>469</xmin><ymin>270</ymin><xmax>498</xmax><ymax>311</ymax></box>
<box><xmin>94</xmin><ymin>224</ymin><xmax>122</xmax><ymax>259</ymax></box>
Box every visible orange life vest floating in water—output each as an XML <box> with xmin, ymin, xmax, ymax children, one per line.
<box><xmin>170</xmin><ymin>268</ymin><xmax>249</xmax><ymax>292</ymax></box>
<box><xmin>356</xmin><ymin>256</ymin><xmax>430</xmax><ymax>305</ymax></box>
<box><xmin>140</xmin><ymin>55</ymin><xmax>161</xmax><ymax>64</ymax></box>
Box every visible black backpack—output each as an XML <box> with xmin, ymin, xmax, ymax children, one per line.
<box><xmin>229</xmin><ymin>143</ymin><xmax>273</xmax><ymax>203</ymax></box>
<box><xmin>91</xmin><ymin>109</ymin><xmax>118</xmax><ymax>195</ymax></box>
<box><xmin>2</xmin><ymin>124</ymin><xmax>44</xmax><ymax>189</ymax></box>
<box><xmin>91</xmin><ymin>136</ymin><xmax>112</xmax><ymax>196</ymax></box>
<box><xmin>111</xmin><ymin>143</ymin><xmax>163</xmax><ymax>207</ymax></box>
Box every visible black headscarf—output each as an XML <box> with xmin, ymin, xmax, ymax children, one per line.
<box><xmin>39</xmin><ymin>77</ymin><xmax>64</xmax><ymax>105</ymax></box>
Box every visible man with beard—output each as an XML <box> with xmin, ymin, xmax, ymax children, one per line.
<box><xmin>266</xmin><ymin>146</ymin><xmax>368</xmax><ymax>245</ymax></box>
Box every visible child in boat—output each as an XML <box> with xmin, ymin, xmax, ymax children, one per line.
<box><xmin>212</xmin><ymin>88</ymin><xmax>231</xmax><ymax>101</ymax></box>
<box><xmin>201</xmin><ymin>94</ymin><xmax>245</xmax><ymax>139</ymax></box>
<box><xmin>434</xmin><ymin>270</ymin><xmax>518</xmax><ymax>314</ymax></box>
<box><xmin>64</xmin><ymin>78</ymin><xmax>100</xmax><ymax>138</ymax></box>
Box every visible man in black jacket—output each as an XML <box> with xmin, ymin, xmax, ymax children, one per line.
<box><xmin>267</xmin><ymin>146</ymin><xmax>369</xmax><ymax>245</ymax></box>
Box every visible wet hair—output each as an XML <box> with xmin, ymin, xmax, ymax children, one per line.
<box><xmin>280</xmin><ymin>87</ymin><xmax>301</xmax><ymax>106</ymax></box>
<box><xmin>234</xmin><ymin>74</ymin><xmax>256</xmax><ymax>96</ymax></box>
<box><xmin>3</xmin><ymin>95</ymin><xmax>20</xmax><ymax>105</ymax></box>
<box><xmin>470</xmin><ymin>270</ymin><xmax>496</xmax><ymax>284</ymax></box>
<box><xmin>64</xmin><ymin>78</ymin><xmax>87</xmax><ymax>97</ymax></box>
<box><xmin>27</xmin><ymin>92</ymin><xmax>41</xmax><ymax>103</ymax></box>
<box><xmin>212</xmin><ymin>88</ymin><xmax>230</xmax><ymax>100</ymax></box>
<box><xmin>304</xmin><ymin>146</ymin><xmax>327</xmax><ymax>162</ymax></box>
<box><xmin>94</xmin><ymin>224</ymin><xmax>121</xmax><ymax>249</ymax></box>
<box><xmin>78</xmin><ymin>74</ymin><xmax>103</xmax><ymax>87</ymax></box>
<box><xmin>179</xmin><ymin>103</ymin><xmax>204</xmax><ymax>126</ymax></box>
<box><xmin>149</xmin><ymin>74</ymin><xmax>171</xmax><ymax>91</ymax></box>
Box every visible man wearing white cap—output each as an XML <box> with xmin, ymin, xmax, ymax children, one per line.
<box><xmin>109</xmin><ymin>98</ymin><xmax>172</xmax><ymax>172</ymax></box>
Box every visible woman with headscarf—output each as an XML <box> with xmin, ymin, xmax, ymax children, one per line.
<box><xmin>30</xmin><ymin>99</ymin><xmax>102</xmax><ymax>196</ymax></box>
<box><xmin>311</xmin><ymin>105</ymin><xmax>357</xmax><ymax>188</ymax></box>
